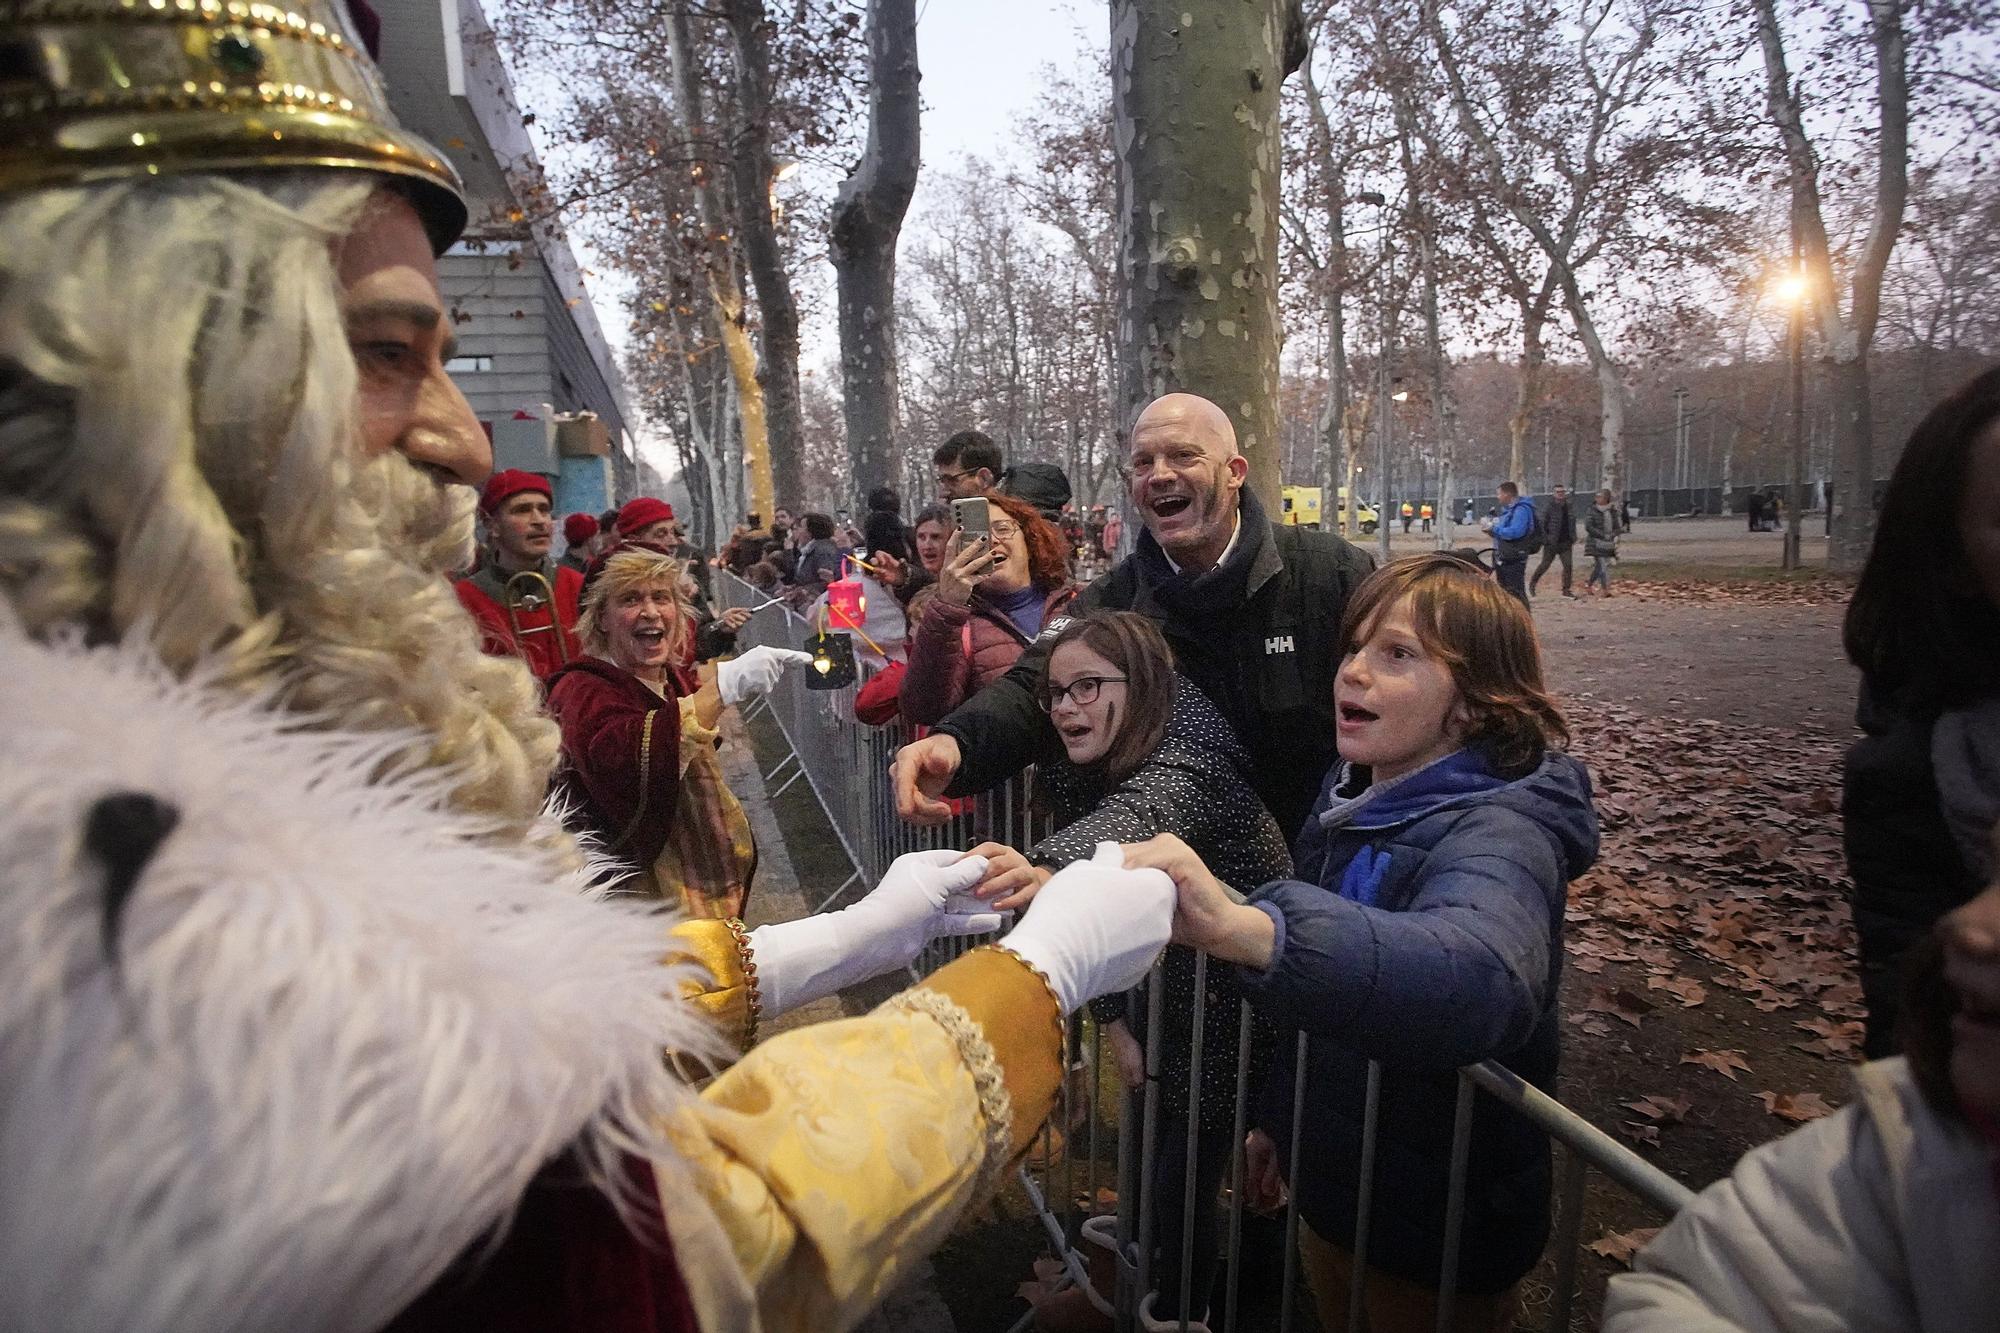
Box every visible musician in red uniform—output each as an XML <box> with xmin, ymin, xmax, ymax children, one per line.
<box><xmin>454</xmin><ymin>470</ymin><xmax>583</xmax><ymax>677</ymax></box>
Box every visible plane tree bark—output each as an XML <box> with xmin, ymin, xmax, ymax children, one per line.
<box><xmin>1110</xmin><ymin>0</ymin><xmax>1308</xmax><ymax>503</ymax></box>
<box><xmin>830</xmin><ymin>0</ymin><xmax>921</xmax><ymax>495</ymax></box>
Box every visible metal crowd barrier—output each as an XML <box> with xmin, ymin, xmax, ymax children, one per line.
<box><xmin>713</xmin><ymin>570</ymin><xmax>1693</xmax><ymax>1332</ymax></box>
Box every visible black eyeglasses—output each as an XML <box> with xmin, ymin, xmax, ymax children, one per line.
<box><xmin>1040</xmin><ymin>675</ymin><xmax>1128</xmax><ymax>709</ymax></box>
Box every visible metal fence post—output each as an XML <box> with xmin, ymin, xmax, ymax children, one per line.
<box><xmin>709</xmin><ymin>568</ymin><xmax>1704</xmax><ymax>1331</ymax></box>
<box><xmin>1435</xmin><ymin>1073</ymin><xmax>1477</xmax><ymax>1333</ymax></box>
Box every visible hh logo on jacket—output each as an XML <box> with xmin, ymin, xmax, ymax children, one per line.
<box><xmin>1265</xmin><ymin>635</ymin><xmax>1295</xmax><ymax>655</ymax></box>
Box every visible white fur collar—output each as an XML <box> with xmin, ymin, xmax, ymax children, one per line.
<box><xmin>0</xmin><ymin>625</ymin><xmax>720</xmax><ymax>1331</ymax></box>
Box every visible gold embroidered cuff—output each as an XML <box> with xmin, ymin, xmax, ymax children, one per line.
<box><xmin>883</xmin><ymin>988</ymin><xmax>1013</xmax><ymax>1200</ymax></box>
<box><xmin>916</xmin><ymin>945</ymin><xmax>1065</xmax><ymax>1162</ymax></box>
<box><xmin>725</xmin><ymin>915</ymin><xmax>762</xmax><ymax>1049</ymax></box>
<box><xmin>665</xmin><ymin>916</ymin><xmax>760</xmax><ymax>1056</ymax></box>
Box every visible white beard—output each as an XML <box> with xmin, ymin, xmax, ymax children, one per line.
<box><xmin>0</xmin><ymin>620</ymin><xmax>720</xmax><ymax>1332</ymax></box>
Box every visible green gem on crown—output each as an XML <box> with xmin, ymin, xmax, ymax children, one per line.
<box><xmin>210</xmin><ymin>31</ymin><xmax>264</xmax><ymax>78</ymax></box>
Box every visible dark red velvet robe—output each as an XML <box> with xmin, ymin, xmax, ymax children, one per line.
<box><xmin>385</xmin><ymin>1156</ymin><xmax>700</xmax><ymax>1333</ymax></box>
<box><xmin>545</xmin><ymin>657</ymin><xmax>682</xmax><ymax>868</ymax></box>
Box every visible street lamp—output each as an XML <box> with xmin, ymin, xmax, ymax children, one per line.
<box><xmin>1360</xmin><ymin>191</ymin><xmax>1398</xmax><ymax>564</ymax></box>
<box><xmin>1776</xmin><ymin>259</ymin><xmax>1808</xmax><ymax>570</ymax></box>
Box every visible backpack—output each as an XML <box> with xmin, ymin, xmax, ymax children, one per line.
<box><xmin>1517</xmin><ymin>502</ymin><xmax>1544</xmax><ymax>555</ymax></box>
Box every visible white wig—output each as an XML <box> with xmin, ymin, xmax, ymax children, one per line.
<box><xmin>0</xmin><ymin>174</ymin><xmax>559</xmax><ymax>835</ymax></box>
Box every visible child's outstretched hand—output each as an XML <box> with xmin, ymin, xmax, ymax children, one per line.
<box><xmin>1242</xmin><ymin>1129</ymin><xmax>1288</xmax><ymax>1214</ymax></box>
<box><xmin>1122</xmin><ymin>833</ymin><xmax>1277</xmax><ymax>969</ymax></box>
<box><xmin>961</xmin><ymin>841</ymin><xmax>1054</xmax><ymax>911</ymax></box>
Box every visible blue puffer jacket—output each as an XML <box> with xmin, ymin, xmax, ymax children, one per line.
<box><xmin>1242</xmin><ymin>747</ymin><xmax>1598</xmax><ymax>1295</ymax></box>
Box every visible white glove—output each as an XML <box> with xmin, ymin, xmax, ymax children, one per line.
<box><xmin>1002</xmin><ymin>842</ymin><xmax>1174</xmax><ymax>1014</ymax></box>
<box><xmin>749</xmin><ymin>849</ymin><xmax>1002</xmax><ymax>1016</ymax></box>
<box><xmin>717</xmin><ymin>645</ymin><xmax>814</xmax><ymax>705</ymax></box>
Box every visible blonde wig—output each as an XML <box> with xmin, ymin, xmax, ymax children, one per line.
<box><xmin>575</xmin><ymin>546</ymin><xmax>693</xmax><ymax>666</ymax></box>
<box><xmin>0</xmin><ymin>174</ymin><xmax>558</xmax><ymax>835</ymax></box>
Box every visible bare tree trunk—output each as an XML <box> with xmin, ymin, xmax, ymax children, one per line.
<box><xmin>1418</xmin><ymin>228</ymin><xmax>1456</xmax><ymax>549</ymax></box>
<box><xmin>675</xmin><ymin>320</ymin><xmax>741</xmax><ymax>542</ymax></box>
<box><xmin>1752</xmin><ymin>0</ymin><xmax>1907</xmax><ymax>571</ymax></box>
<box><xmin>720</xmin><ymin>0</ymin><xmax>806</xmax><ymax>509</ymax></box>
<box><xmin>1299</xmin><ymin>58</ymin><xmax>1351</xmax><ymax>534</ymax></box>
<box><xmin>1505</xmin><ymin>288</ymin><xmax>1553</xmax><ymax>485</ymax></box>
<box><xmin>831</xmin><ymin>0</ymin><xmax>921</xmax><ymax>495</ymax></box>
<box><xmin>1418</xmin><ymin>0</ymin><xmax>1630</xmax><ymax>499</ymax></box>
<box><xmin>1110</xmin><ymin>0</ymin><xmax>1306</xmax><ymax>503</ymax></box>
<box><xmin>666</xmin><ymin>0</ymin><xmax>772</xmax><ymax>525</ymax></box>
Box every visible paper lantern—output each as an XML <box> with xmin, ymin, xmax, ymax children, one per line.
<box><xmin>827</xmin><ymin>576</ymin><xmax>867</xmax><ymax>631</ymax></box>
<box><xmin>804</xmin><ymin>632</ymin><xmax>857</xmax><ymax>690</ymax></box>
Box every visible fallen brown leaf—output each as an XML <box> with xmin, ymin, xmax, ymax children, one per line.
<box><xmin>1757</xmin><ymin>1090</ymin><xmax>1834</xmax><ymax>1123</ymax></box>
<box><xmin>1621</xmin><ymin>1093</ymin><xmax>1693</xmax><ymax>1123</ymax></box>
<box><xmin>1586</xmin><ymin>1226</ymin><xmax>1663</xmax><ymax>1265</ymax></box>
<box><xmin>1617</xmin><ymin>1121</ymin><xmax>1661</xmax><ymax>1147</ymax></box>
<box><xmin>1681</xmin><ymin>1049</ymin><xmax>1753</xmax><ymax>1081</ymax></box>
<box><xmin>1645</xmin><ymin>974</ymin><xmax>1708</xmax><ymax>1008</ymax></box>
<box><xmin>1585</xmin><ymin>986</ymin><xmax>1656</xmax><ymax>1029</ymax></box>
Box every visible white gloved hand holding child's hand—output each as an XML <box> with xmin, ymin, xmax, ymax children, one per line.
<box><xmin>749</xmin><ymin>849</ymin><xmax>1001</xmax><ymax>1017</ymax></box>
<box><xmin>1001</xmin><ymin>842</ymin><xmax>1174</xmax><ymax>1014</ymax></box>
<box><xmin>717</xmin><ymin>645</ymin><xmax>815</xmax><ymax>705</ymax></box>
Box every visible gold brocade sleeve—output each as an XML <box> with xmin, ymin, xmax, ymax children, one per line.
<box><xmin>665</xmin><ymin>917</ymin><xmax>759</xmax><ymax>1053</ymax></box>
<box><xmin>659</xmin><ymin>947</ymin><xmax>1062</xmax><ymax>1333</ymax></box>
<box><xmin>677</xmin><ymin>696</ymin><xmax>719</xmax><ymax>779</ymax></box>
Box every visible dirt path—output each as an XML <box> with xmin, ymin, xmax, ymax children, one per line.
<box><xmin>1533</xmin><ymin>591</ymin><xmax>1852</xmax><ymax>732</ymax></box>
<box><xmin>1522</xmin><ymin>588</ymin><xmax>1861</xmax><ymax>1326</ymax></box>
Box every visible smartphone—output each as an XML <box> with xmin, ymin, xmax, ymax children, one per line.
<box><xmin>951</xmin><ymin>496</ymin><xmax>990</xmax><ymax>542</ymax></box>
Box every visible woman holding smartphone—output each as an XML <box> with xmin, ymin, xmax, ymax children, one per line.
<box><xmin>899</xmin><ymin>492</ymin><xmax>1078</xmax><ymax>725</ymax></box>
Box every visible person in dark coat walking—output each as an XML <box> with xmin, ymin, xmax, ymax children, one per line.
<box><xmin>1128</xmin><ymin>555</ymin><xmax>1598</xmax><ymax>1333</ymax></box>
<box><xmin>963</xmin><ymin>611</ymin><xmax>1293</xmax><ymax>1328</ymax></box>
<box><xmin>1530</xmin><ymin>484</ymin><xmax>1577</xmax><ymax>598</ymax></box>
<box><xmin>1583</xmin><ymin>489</ymin><xmax>1620</xmax><ymax>595</ymax></box>
<box><xmin>892</xmin><ymin>392</ymin><xmax>1375</xmax><ymax>842</ymax></box>
<box><xmin>1842</xmin><ymin>367</ymin><xmax>2000</xmax><ymax>1057</ymax></box>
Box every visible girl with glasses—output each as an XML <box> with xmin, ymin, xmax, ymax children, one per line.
<box><xmin>966</xmin><ymin>610</ymin><xmax>1291</xmax><ymax>1331</ymax></box>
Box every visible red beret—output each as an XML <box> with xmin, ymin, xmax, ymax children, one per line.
<box><xmin>616</xmin><ymin>496</ymin><xmax>676</xmax><ymax>536</ymax></box>
<box><xmin>479</xmin><ymin>469</ymin><xmax>551</xmax><ymax>515</ymax></box>
<box><xmin>562</xmin><ymin>512</ymin><xmax>600</xmax><ymax>545</ymax></box>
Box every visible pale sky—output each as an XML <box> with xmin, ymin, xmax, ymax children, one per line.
<box><xmin>912</xmin><ymin>0</ymin><xmax>1101</xmax><ymax>168</ymax></box>
<box><xmin>608</xmin><ymin>0</ymin><xmax>1106</xmax><ymax>473</ymax></box>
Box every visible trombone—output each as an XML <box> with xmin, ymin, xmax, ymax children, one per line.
<box><xmin>502</xmin><ymin>568</ymin><xmax>573</xmax><ymax>666</ymax></box>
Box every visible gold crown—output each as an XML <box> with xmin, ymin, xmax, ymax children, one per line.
<box><xmin>0</xmin><ymin>0</ymin><xmax>467</xmax><ymax>250</ymax></box>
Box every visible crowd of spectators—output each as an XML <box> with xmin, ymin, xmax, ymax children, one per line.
<box><xmin>444</xmin><ymin>375</ymin><xmax>2000</xmax><ymax>1333</ymax></box>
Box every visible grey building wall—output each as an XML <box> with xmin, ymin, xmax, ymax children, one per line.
<box><xmin>375</xmin><ymin>0</ymin><xmax>637</xmax><ymax>496</ymax></box>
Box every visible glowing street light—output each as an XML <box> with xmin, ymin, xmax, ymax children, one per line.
<box><xmin>1778</xmin><ymin>258</ymin><xmax>1809</xmax><ymax>569</ymax></box>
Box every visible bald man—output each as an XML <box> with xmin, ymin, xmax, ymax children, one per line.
<box><xmin>893</xmin><ymin>391</ymin><xmax>1375</xmax><ymax>839</ymax></box>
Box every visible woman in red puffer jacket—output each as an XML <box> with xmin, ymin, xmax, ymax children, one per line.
<box><xmin>899</xmin><ymin>492</ymin><xmax>1078</xmax><ymax>726</ymax></box>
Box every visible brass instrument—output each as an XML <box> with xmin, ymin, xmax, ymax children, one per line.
<box><xmin>502</xmin><ymin>569</ymin><xmax>573</xmax><ymax>666</ymax></box>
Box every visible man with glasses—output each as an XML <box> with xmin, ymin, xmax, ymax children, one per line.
<box><xmin>894</xmin><ymin>391</ymin><xmax>1376</xmax><ymax>840</ymax></box>
<box><xmin>933</xmin><ymin>428</ymin><xmax>1004</xmax><ymax>501</ymax></box>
